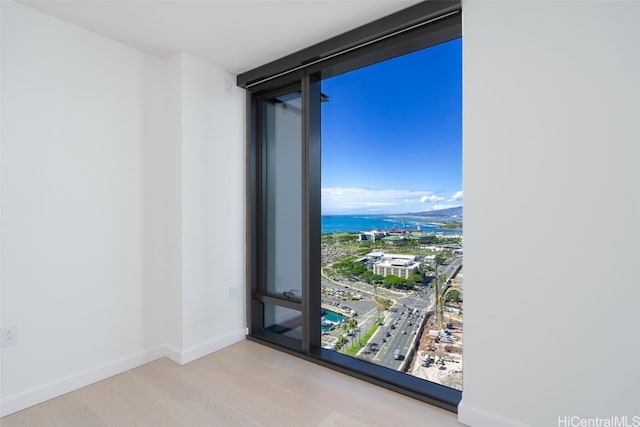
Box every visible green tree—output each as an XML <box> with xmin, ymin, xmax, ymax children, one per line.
<box><xmin>361</xmin><ymin>270</ymin><xmax>373</xmax><ymax>283</ymax></box>
<box><xmin>348</xmin><ymin>318</ymin><xmax>359</xmax><ymax>344</ymax></box>
<box><xmin>445</xmin><ymin>289</ymin><xmax>462</xmax><ymax>302</ymax></box>
<box><xmin>334</xmin><ymin>335</ymin><xmax>347</xmax><ymax>350</ymax></box>
<box><xmin>341</xmin><ymin>321</ymin><xmax>349</xmax><ymax>337</ymax></box>
<box><xmin>408</xmin><ymin>273</ymin><xmax>424</xmax><ymax>287</ymax></box>
<box><xmin>351</xmin><ymin>262</ymin><xmax>366</xmax><ymax>275</ymax></box>
<box><xmin>423</xmin><ymin>264</ymin><xmax>435</xmax><ymax>273</ymax></box>
<box><xmin>383</xmin><ymin>275</ymin><xmax>406</xmax><ymax>289</ymax></box>
<box><xmin>371</xmin><ymin>274</ymin><xmax>383</xmax><ymax>283</ymax></box>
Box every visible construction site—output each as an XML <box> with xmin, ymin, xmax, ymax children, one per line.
<box><xmin>408</xmin><ymin>270</ymin><xmax>463</xmax><ymax>391</ymax></box>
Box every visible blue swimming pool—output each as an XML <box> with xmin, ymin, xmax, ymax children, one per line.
<box><xmin>321</xmin><ymin>310</ymin><xmax>346</xmax><ymax>332</ymax></box>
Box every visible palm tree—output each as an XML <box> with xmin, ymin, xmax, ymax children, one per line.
<box><xmin>348</xmin><ymin>318</ymin><xmax>359</xmax><ymax>345</ymax></box>
<box><xmin>339</xmin><ymin>321</ymin><xmax>349</xmax><ymax>352</ymax></box>
<box><xmin>341</xmin><ymin>320</ymin><xmax>349</xmax><ymax>338</ymax></box>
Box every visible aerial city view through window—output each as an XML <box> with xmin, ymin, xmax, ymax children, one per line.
<box><xmin>320</xmin><ymin>38</ymin><xmax>463</xmax><ymax>390</ymax></box>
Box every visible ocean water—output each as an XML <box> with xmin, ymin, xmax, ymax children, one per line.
<box><xmin>321</xmin><ymin>214</ymin><xmax>462</xmax><ymax>234</ymax></box>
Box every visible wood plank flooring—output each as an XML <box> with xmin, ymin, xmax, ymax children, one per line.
<box><xmin>1</xmin><ymin>340</ymin><xmax>461</xmax><ymax>426</ymax></box>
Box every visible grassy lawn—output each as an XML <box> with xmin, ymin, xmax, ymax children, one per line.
<box><xmin>344</xmin><ymin>322</ymin><xmax>380</xmax><ymax>356</ymax></box>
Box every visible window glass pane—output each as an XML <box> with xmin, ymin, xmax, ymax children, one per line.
<box><xmin>320</xmin><ymin>39</ymin><xmax>463</xmax><ymax>391</ymax></box>
<box><xmin>265</xmin><ymin>304</ymin><xmax>303</xmax><ymax>341</ymax></box>
<box><xmin>264</xmin><ymin>92</ymin><xmax>302</xmax><ymax>299</ymax></box>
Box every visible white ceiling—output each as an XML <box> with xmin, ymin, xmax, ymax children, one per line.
<box><xmin>19</xmin><ymin>0</ymin><xmax>422</xmax><ymax>74</ymax></box>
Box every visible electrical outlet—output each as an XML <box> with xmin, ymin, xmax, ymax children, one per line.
<box><xmin>1</xmin><ymin>325</ymin><xmax>19</xmax><ymax>348</ymax></box>
<box><xmin>229</xmin><ymin>286</ymin><xmax>238</xmax><ymax>301</ymax></box>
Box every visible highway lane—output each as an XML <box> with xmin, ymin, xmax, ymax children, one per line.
<box><xmin>441</xmin><ymin>256</ymin><xmax>462</xmax><ymax>281</ymax></box>
<box><xmin>370</xmin><ymin>304</ymin><xmax>422</xmax><ymax>367</ymax></box>
<box><xmin>323</xmin><ymin>276</ymin><xmax>436</xmax><ymax>370</ymax></box>
<box><xmin>360</xmin><ymin>289</ymin><xmax>433</xmax><ymax>369</ymax></box>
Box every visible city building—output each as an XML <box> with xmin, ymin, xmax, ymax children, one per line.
<box><xmin>373</xmin><ymin>258</ymin><xmax>421</xmax><ymax>279</ymax></box>
<box><xmin>381</xmin><ymin>235</ymin><xmax>404</xmax><ymax>245</ymax></box>
<box><xmin>370</xmin><ymin>253</ymin><xmax>420</xmax><ymax>278</ymax></box>
<box><xmin>358</xmin><ymin>231</ymin><xmax>385</xmax><ymax>241</ymax></box>
<box><xmin>408</xmin><ymin>232</ymin><xmax>436</xmax><ymax>243</ymax></box>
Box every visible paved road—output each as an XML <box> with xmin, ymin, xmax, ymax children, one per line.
<box><xmin>368</xmin><ymin>290</ymin><xmax>433</xmax><ymax>368</ymax></box>
<box><xmin>440</xmin><ymin>256</ymin><xmax>462</xmax><ymax>282</ymax></box>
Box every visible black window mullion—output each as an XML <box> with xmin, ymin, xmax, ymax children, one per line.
<box><xmin>301</xmin><ymin>72</ymin><xmax>322</xmax><ymax>353</ymax></box>
<box><xmin>246</xmin><ymin>92</ymin><xmax>261</xmax><ymax>336</ymax></box>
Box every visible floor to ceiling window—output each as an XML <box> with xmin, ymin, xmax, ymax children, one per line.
<box><xmin>240</xmin><ymin>1</ymin><xmax>462</xmax><ymax>411</ymax></box>
<box><xmin>320</xmin><ymin>38</ymin><xmax>462</xmax><ymax>391</ymax></box>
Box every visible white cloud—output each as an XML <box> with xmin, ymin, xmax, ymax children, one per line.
<box><xmin>449</xmin><ymin>190</ymin><xmax>463</xmax><ymax>201</ymax></box>
<box><xmin>421</xmin><ymin>194</ymin><xmax>445</xmax><ymax>203</ymax></box>
<box><xmin>322</xmin><ymin>187</ymin><xmax>447</xmax><ymax>214</ymax></box>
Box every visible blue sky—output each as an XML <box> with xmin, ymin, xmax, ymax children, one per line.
<box><xmin>321</xmin><ymin>38</ymin><xmax>462</xmax><ymax>215</ymax></box>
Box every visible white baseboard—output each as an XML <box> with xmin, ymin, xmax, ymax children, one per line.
<box><xmin>179</xmin><ymin>328</ymin><xmax>246</xmax><ymax>365</ymax></box>
<box><xmin>458</xmin><ymin>399</ymin><xmax>530</xmax><ymax>427</ymax></box>
<box><xmin>0</xmin><ymin>331</ymin><xmax>246</xmax><ymax>418</ymax></box>
<box><xmin>165</xmin><ymin>344</ymin><xmax>183</xmax><ymax>365</ymax></box>
<box><xmin>0</xmin><ymin>345</ymin><xmax>166</xmax><ymax>418</ymax></box>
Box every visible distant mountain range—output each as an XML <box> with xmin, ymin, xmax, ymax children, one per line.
<box><xmin>403</xmin><ymin>206</ymin><xmax>462</xmax><ymax>217</ymax></box>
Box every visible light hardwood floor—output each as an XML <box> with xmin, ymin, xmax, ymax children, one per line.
<box><xmin>1</xmin><ymin>340</ymin><xmax>461</xmax><ymax>426</ymax></box>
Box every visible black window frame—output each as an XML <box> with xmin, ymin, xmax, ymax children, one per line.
<box><xmin>240</xmin><ymin>0</ymin><xmax>462</xmax><ymax>412</ymax></box>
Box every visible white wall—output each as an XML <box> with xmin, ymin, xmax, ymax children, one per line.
<box><xmin>0</xmin><ymin>0</ymin><xmax>168</xmax><ymax>413</ymax></box>
<box><xmin>0</xmin><ymin>1</ymin><xmax>245</xmax><ymax>416</ymax></box>
<box><xmin>12</xmin><ymin>0</ymin><xmax>640</xmax><ymax>423</ymax></box>
<box><xmin>460</xmin><ymin>1</ymin><xmax>640</xmax><ymax>426</ymax></box>
<box><xmin>163</xmin><ymin>53</ymin><xmax>185</xmax><ymax>357</ymax></box>
<box><xmin>177</xmin><ymin>52</ymin><xmax>245</xmax><ymax>362</ymax></box>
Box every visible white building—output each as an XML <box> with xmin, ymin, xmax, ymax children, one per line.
<box><xmin>373</xmin><ymin>257</ymin><xmax>420</xmax><ymax>279</ymax></box>
<box><xmin>357</xmin><ymin>231</ymin><xmax>386</xmax><ymax>242</ymax></box>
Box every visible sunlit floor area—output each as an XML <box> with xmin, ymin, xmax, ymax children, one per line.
<box><xmin>1</xmin><ymin>340</ymin><xmax>461</xmax><ymax>426</ymax></box>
